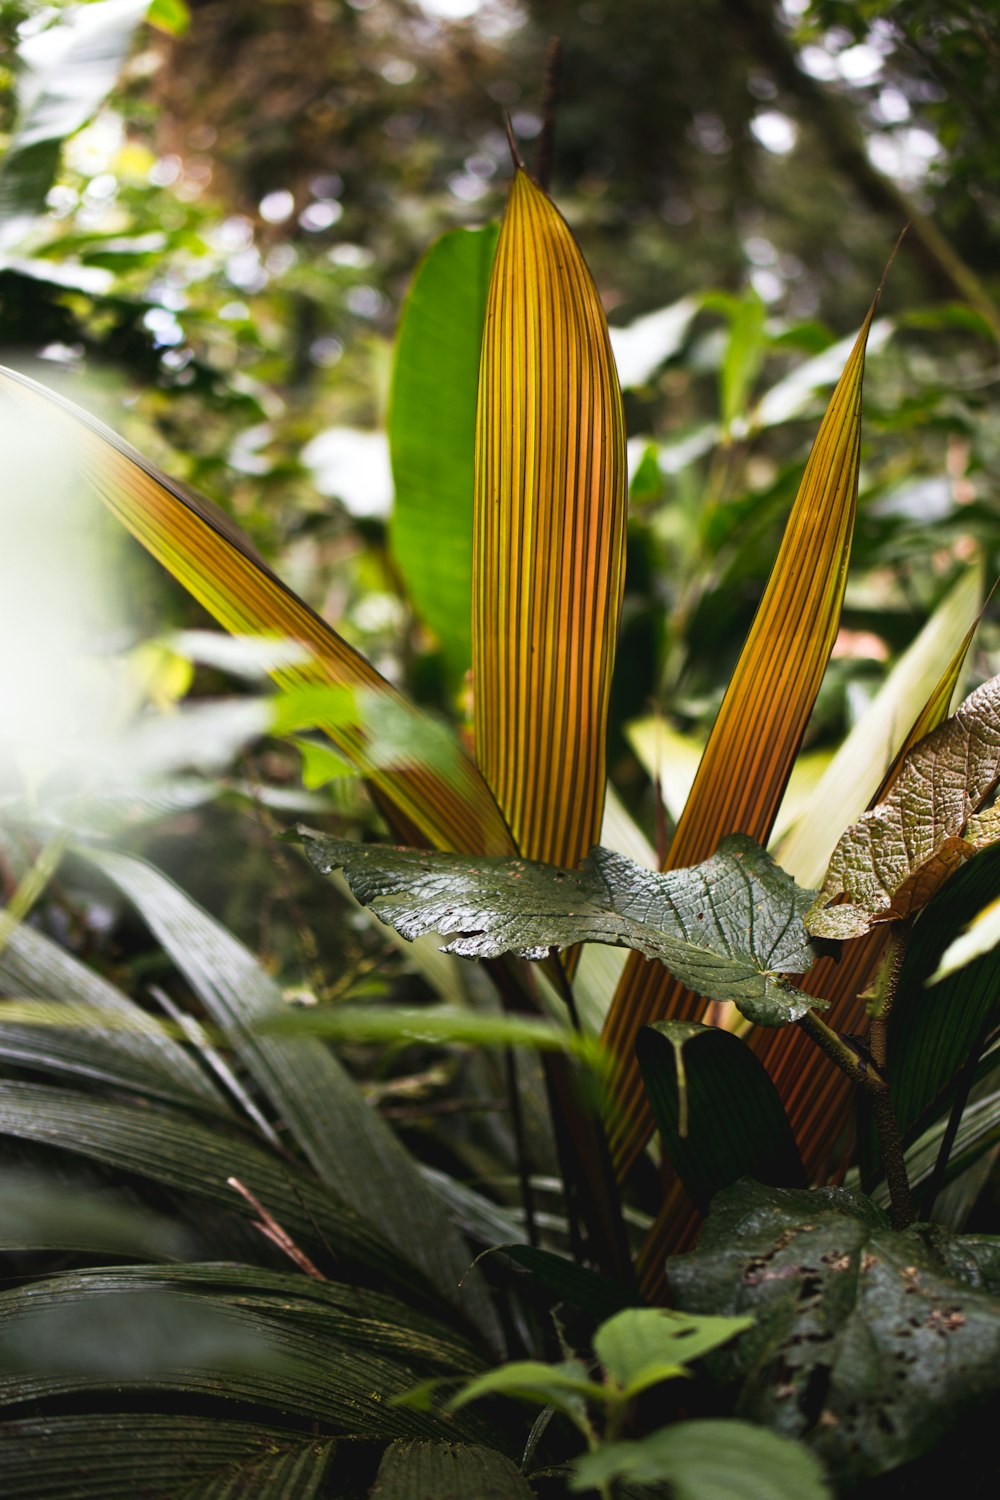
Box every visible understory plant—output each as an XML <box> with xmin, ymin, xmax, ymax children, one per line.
<box><xmin>0</xmin><ymin>7</ymin><xmax>998</xmax><ymax>1496</ymax></box>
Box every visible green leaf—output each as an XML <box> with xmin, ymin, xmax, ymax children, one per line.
<box><xmin>0</xmin><ymin>0</ymin><xmax>152</xmax><ymax>248</ymax></box>
<box><xmin>389</xmin><ymin>224</ymin><xmax>498</xmax><ymax>686</ymax></box>
<box><xmin>147</xmin><ymin>0</ymin><xmax>191</xmax><ymax>36</ymax></box>
<box><xmin>667</xmin><ymin>1180</ymin><xmax>1000</xmax><ymax>1482</ymax></box>
<box><xmin>498</xmin><ymin>1245</ymin><xmax>636</xmax><ymax>1322</ymax></box>
<box><xmin>301</xmin><ymin>831</ymin><xmax>818</xmax><ymax>1027</ymax></box>
<box><xmin>0</xmin><ymin>1080</ymin><xmax>430</xmax><ymax>1301</ymax></box>
<box><xmin>929</xmin><ymin>890</ymin><xmax>1000</xmax><ymax>982</ymax></box>
<box><xmin>0</xmin><ymin>1415</ymin><xmax>334</xmax><ymax>1500</ymax></box>
<box><xmin>720</xmin><ymin>288</ymin><xmax>768</xmax><ymax>431</ymax></box>
<box><xmin>371</xmin><ymin>1440</ymin><xmax>535</xmax><ymax>1500</ymax></box>
<box><xmin>593</xmin><ymin>1307</ymin><xmax>753</xmax><ymax>1398</ymax></box>
<box><xmin>0</xmin><ymin>1287</ymin><xmax>278</xmax><ymax>1381</ymax></box>
<box><xmin>12</xmin><ymin>1261</ymin><xmax>484</xmax><ymax>1376</ymax></box>
<box><xmin>807</xmin><ymin>673</ymin><xmax>1000</xmax><ymax>939</ymax></box>
<box><xmin>0</xmin><ymin>1269</ymin><xmax>491</xmax><ymax>1442</ymax></box>
<box><xmin>636</xmin><ymin>1022</ymin><xmax>805</xmax><ymax>1213</ymax></box>
<box><xmin>572</xmin><ymin>1419</ymin><xmax>831</xmax><ymax>1498</ymax></box>
<box><xmin>448</xmin><ymin>1359</ymin><xmax>604</xmax><ymax>1422</ymax></box>
<box><xmin>857</xmin><ymin>846</ymin><xmax>1000</xmax><ymax>1187</ymax></box>
<box><xmin>83</xmin><ymin>847</ymin><xmax>501</xmax><ymax>1345</ymax></box>
<box><xmin>261</xmin><ymin>1001</ymin><xmax>598</xmax><ymax>1063</ymax></box>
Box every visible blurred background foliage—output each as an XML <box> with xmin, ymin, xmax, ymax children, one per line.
<box><xmin>0</xmin><ymin>0</ymin><xmax>998</xmax><ymax>1191</ymax></box>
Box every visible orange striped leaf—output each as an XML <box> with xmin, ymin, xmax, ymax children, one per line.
<box><xmin>473</xmin><ymin>168</ymin><xmax>627</xmax><ymax>872</ymax></box>
<box><xmin>635</xmin><ymin>604</ymin><xmax>985</xmax><ymax>1294</ymax></box>
<box><xmin>602</xmin><ymin>302</ymin><xmax>878</xmax><ymax>1175</ymax></box>
<box><xmin>0</xmin><ymin>364</ymin><xmax>514</xmax><ymax>859</ymax></box>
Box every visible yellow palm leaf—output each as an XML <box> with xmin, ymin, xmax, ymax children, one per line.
<box><xmin>0</xmin><ymin>365</ymin><xmax>514</xmax><ymax>859</ymax></box>
<box><xmin>602</xmin><ymin>302</ymin><xmax>878</xmax><ymax>1175</ymax></box>
<box><xmin>473</xmin><ymin>168</ymin><xmax>627</xmax><ymax>873</ymax></box>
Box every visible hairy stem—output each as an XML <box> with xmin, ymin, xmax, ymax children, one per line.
<box><xmin>798</xmin><ymin>1007</ymin><xmax>914</xmax><ymax>1229</ymax></box>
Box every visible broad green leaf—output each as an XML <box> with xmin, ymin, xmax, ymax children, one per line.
<box><xmin>301</xmin><ymin>832</ymin><xmax>818</xmax><ymax>1027</ymax></box>
<box><xmin>84</xmin><ymin>846</ymin><xmax>501</xmax><ymax>1345</ymax></box>
<box><xmin>0</xmin><ymin>1415</ymin><xmax>334</xmax><ymax>1500</ymax></box>
<box><xmin>389</xmin><ymin>224</ymin><xmax>498</xmax><ymax>685</ymax></box>
<box><xmin>371</xmin><ymin>1440</ymin><xmax>535</xmax><ymax>1500</ymax></box>
<box><xmin>569</xmin><ymin>783</ymin><xmax>659</xmax><ymax>1035</ymax></box>
<box><xmin>775</xmin><ymin>566</ymin><xmax>984</xmax><ymax>887</ymax></box>
<box><xmin>572</xmin><ymin>1419</ymin><xmax>831</xmax><ymax>1499</ymax></box>
<box><xmin>930</xmin><ymin>891</ymin><xmax>1000</xmax><ymax>982</ymax></box>
<box><xmin>473</xmin><ymin>168</ymin><xmax>626</xmax><ymax>871</ymax></box>
<box><xmin>807</xmin><ymin>673</ymin><xmax>1000</xmax><ymax>940</ymax></box>
<box><xmin>604</xmin><ymin>296</ymin><xmax>879</xmax><ymax>1173</ymax></box>
<box><xmin>0</xmin><ymin>364</ymin><xmax>515</xmax><ymax>860</ymax></box>
<box><xmin>0</xmin><ymin>0</ymin><xmax>152</xmax><ymax>249</ymax></box>
<box><xmin>593</xmin><ymin>1307</ymin><xmax>753</xmax><ymax>1398</ymax></box>
<box><xmin>448</xmin><ymin>1358</ymin><xmax>605</xmax><ymax>1420</ymax></box>
<box><xmin>636</xmin><ymin>1021</ymin><xmax>805</xmax><ymax>1213</ymax></box>
<box><xmin>667</xmin><ymin>1180</ymin><xmax>1000</xmax><ymax>1483</ymax></box>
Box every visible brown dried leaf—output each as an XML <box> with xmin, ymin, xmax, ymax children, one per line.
<box><xmin>807</xmin><ymin>674</ymin><xmax>1000</xmax><ymax>940</ymax></box>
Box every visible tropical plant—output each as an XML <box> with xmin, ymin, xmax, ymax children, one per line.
<box><xmin>1</xmin><ymin>3</ymin><xmax>998</xmax><ymax>1496</ymax></box>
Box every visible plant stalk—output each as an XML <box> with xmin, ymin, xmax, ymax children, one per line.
<box><xmin>798</xmin><ymin>1007</ymin><xmax>914</xmax><ymax>1229</ymax></box>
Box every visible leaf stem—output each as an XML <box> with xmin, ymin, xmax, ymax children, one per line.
<box><xmin>797</xmin><ymin>1006</ymin><xmax>915</xmax><ymax>1229</ymax></box>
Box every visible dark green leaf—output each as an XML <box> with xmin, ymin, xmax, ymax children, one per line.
<box><xmin>0</xmin><ymin>1080</ymin><xmax>435</xmax><ymax>1303</ymax></box>
<box><xmin>0</xmin><ymin>1415</ymin><xmax>333</xmax><ymax>1500</ymax></box>
<box><xmin>858</xmin><ymin>845</ymin><xmax>1000</xmax><ymax>1187</ymax></box>
<box><xmin>0</xmin><ymin>1261</ymin><xmax>483</xmax><ymax>1376</ymax></box>
<box><xmin>499</xmin><ymin>1245</ymin><xmax>636</xmax><ymax>1321</ymax></box>
<box><xmin>302</xmin><ymin>832</ymin><xmax>818</xmax><ymax>1027</ymax></box>
<box><xmin>572</xmin><ymin>1418</ymin><xmax>831</xmax><ymax>1498</ymax></box>
<box><xmin>389</xmin><ymin>225</ymin><xmax>498</xmax><ymax>685</ymax></box>
<box><xmin>0</xmin><ymin>1271</ymin><xmax>491</xmax><ymax>1442</ymax></box>
<box><xmin>666</xmin><ymin>1180</ymin><xmax>1000</xmax><ymax>1482</ymax></box>
<box><xmin>637</xmin><ymin>1022</ymin><xmax>805</xmax><ymax>1214</ymax></box>
<box><xmin>0</xmin><ymin>914</ymin><xmax>227</xmax><ymax>1114</ymax></box>
<box><xmin>372</xmin><ymin>1440</ymin><xmax>535</xmax><ymax>1500</ymax></box>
